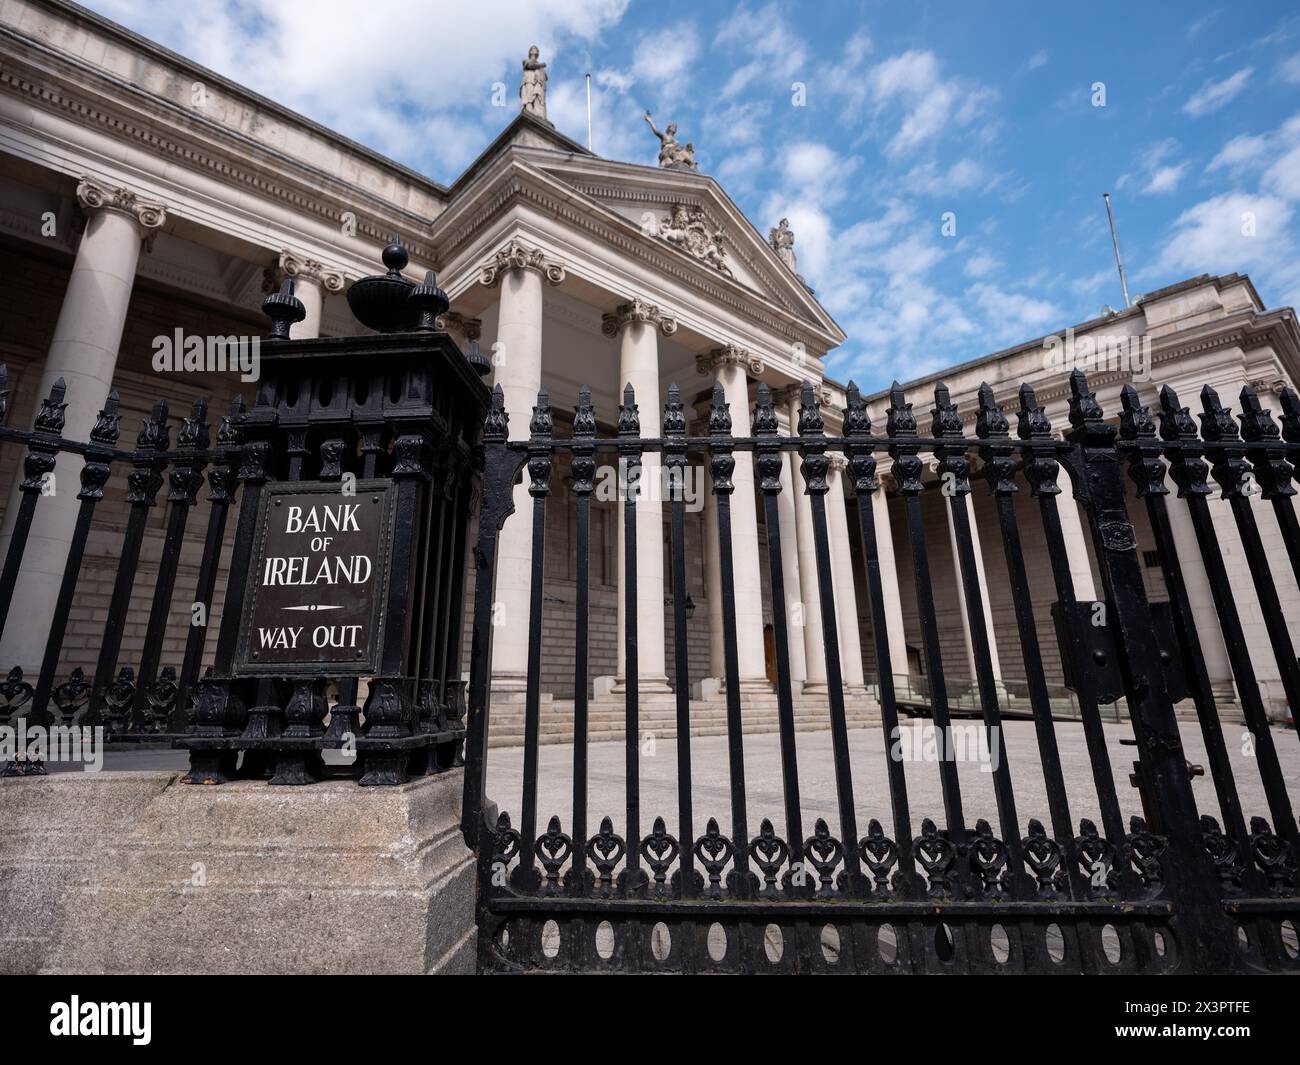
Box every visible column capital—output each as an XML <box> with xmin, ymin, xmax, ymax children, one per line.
<box><xmin>601</xmin><ymin>298</ymin><xmax>677</xmax><ymax>338</ymax></box>
<box><xmin>75</xmin><ymin>177</ymin><xmax>167</xmax><ymax>234</ymax></box>
<box><xmin>697</xmin><ymin>343</ymin><xmax>763</xmax><ymax>378</ymax></box>
<box><xmin>773</xmin><ymin>382</ymin><xmax>830</xmax><ymax>409</ymax></box>
<box><xmin>439</xmin><ymin>311</ymin><xmax>482</xmax><ymax>341</ymax></box>
<box><xmin>828</xmin><ymin>452</ymin><xmax>850</xmax><ymax>475</ymax></box>
<box><xmin>278</xmin><ymin>249</ymin><xmax>346</xmax><ymax>293</ymax></box>
<box><xmin>478</xmin><ymin>238</ymin><xmax>566</xmax><ymax>287</ymax></box>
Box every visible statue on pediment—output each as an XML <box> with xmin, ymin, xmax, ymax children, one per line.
<box><xmin>657</xmin><ymin>203</ymin><xmax>730</xmax><ymax>277</ymax></box>
<box><xmin>645</xmin><ymin>112</ymin><xmax>698</xmax><ymax>171</ymax></box>
<box><xmin>769</xmin><ymin>218</ymin><xmax>797</xmax><ymax>273</ymax></box>
<box><xmin>521</xmin><ymin>46</ymin><xmax>548</xmax><ymax>121</ymax></box>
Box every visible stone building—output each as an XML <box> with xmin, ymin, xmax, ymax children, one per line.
<box><xmin>1</xmin><ymin>0</ymin><xmax>1298</xmax><ymax>743</ymax></box>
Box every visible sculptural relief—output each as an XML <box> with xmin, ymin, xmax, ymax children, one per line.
<box><xmin>656</xmin><ymin>204</ymin><xmax>731</xmax><ymax>277</ymax></box>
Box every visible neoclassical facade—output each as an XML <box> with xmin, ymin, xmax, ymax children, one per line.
<box><xmin>2</xmin><ymin>0</ymin><xmax>1299</xmax><ymax>741</ymax></box>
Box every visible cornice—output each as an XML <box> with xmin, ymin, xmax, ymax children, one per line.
<box><xmin>0</xmin><ymin>52</ymin><xmax>438</xmax><ymax>264</ymax></box>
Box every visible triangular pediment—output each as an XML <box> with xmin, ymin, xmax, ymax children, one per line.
<box><xmin>528</xmin><ymin>154</ymin><xmax>842</xmax><ymax>342</ymax></box>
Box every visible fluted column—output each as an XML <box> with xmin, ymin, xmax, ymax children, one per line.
<box><xmin>827</xmin><ymin>453</ymin><xmax>865</xmax><ymax>688</ymax></box>
<box><xmin>603</xmin><ymin>299</ymin><xmax>675</xmax><ymax>693</ymax></box>
<box><xmin>779</xmin><ymin>386</ymin><xmax>828</xmax><ymax>691</ymax></box>
<box><xmin>479</xmin><ymin>239</ymin><xmax>565</xmax><ymax>693</ymax></box>
<box><xmin>698</xmin><ymin>345</ymin><xmax>769</xmax><ymax>690</ymax></box>
<box><xmin>0</xmin><ymin>178</ymin><xmax>166</xmax><ymax>670</ymax></box>
<box><xmin>276</xmin><ymin>250</ymin><xmax>345</xmax><ymax>339</ymax></box>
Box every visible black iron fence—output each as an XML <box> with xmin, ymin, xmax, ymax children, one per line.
<box><xmin>0</xmin><ymin>375</ymin><xmax>242</xmax><ymax>747</ymax></box>
<box><xmin>0</xmin><ymin>238</ymin><xmax>488</xmax><ymax>785</ymax></box>
<box><xmin>464</xmin><ymin>370</ymin><xmax>1300</xmax><ymax>973</ymax></box>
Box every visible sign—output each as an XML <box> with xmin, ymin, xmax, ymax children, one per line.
<box><xmin>234</xmin><ymin>480</ymin><xmax>396</xmax><ymax>676</ymax></box>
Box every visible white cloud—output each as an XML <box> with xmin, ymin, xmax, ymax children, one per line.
<box><xmin>1181</xmin><ymin>66</ymin><xmax>1253</xmax><ymax>117</ymax></box>
<box><xmin>1116</xmin><ymin>139</ymin><xmax>1189</xmax><ymax>197</ymax></box>
<box><xmin>840</xmin><ymin>48</ymin><xmax>998</xmax><ymax>158</ymax></box>
<box><xmin>713</xmin><ymin>3</ymin><xmax>809</xmax><ymax>100</ymax></box>
<box><xmin>966</xmin><ymin>283</ymin><xmax>1062</xmax><ymax>334</ymax></box>
<box><xmin>1149</xmin><ymin>192</ymin><xmax>1295</xmax><ymax>283</ymax></box>
<box><xmin>1263</xmin><ymin>145</ymin><xmax>1300</xmax><ymax>201</ymax></box>
<box><xmin>1279</xmin><ymin>55</ymin><xmax>1300</xmax><ymax>84</ymax></box>
<box><xmin>904</xmin><ymin>158</ymin><xmax>994</xmax><ymax>197</ymax></box>
<box><xmin>775</xmin><ymin>142</ymin><xmax>859</xmax><ymax>207</ymax></box>
<box><xmin>1026</xmin><ymin>50</ymin><xmax>1048</xmax><ymax>71</ymax></box>
<box><xmin>963</xmin><ymin>249</ymin><xmax>1002</xmax><ymax>279</ymax></box>
<box><xmin>88</xmin><ymin>0</ymin><xmax>631</xmax><ymax>180</ymax></box>
<box><xmin>631</xmin><ymin>23</ymin><xmax>700</xmax><ymax>100</ymax></box>
<box><xmin>1144</xmin><ymin>163</ymin><xmax>1188</xmax><ymax>194</ymax></box>
<box><xmin>1208</xmin><ymin>132</ymin><xmax>1271</xmax><ymax>173</ymax></box>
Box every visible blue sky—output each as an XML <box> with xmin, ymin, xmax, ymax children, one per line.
<box><xmin>93</xmin><ymin>1</ymin><xmax>1300</xmax><ymax>392</ymax></box>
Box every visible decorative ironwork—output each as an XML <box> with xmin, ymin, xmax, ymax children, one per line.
<box><xmin>464</xmin><ymin>368</ymin><xmax>1300</xmax><ymax>973</ymax></box>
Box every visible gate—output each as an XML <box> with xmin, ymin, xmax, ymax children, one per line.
<box><xmin>463</xmin><ymin>369</ymin><xmax>1300</xmax><ymax>974</ymax></box>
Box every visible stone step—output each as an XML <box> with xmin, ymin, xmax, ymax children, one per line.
<box><xmin>485</xmin><ymin>699</ymin><xmax>883</xmax><ymax>748</ymax></box>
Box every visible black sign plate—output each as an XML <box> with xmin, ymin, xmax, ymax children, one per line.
<box><xmin>234</xmin><ymin>480</ymin><xmax>396</xmax><ymax>676</ymax></box>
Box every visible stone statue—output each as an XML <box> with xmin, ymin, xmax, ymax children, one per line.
<box><xmin>520</xmin><ymin>46</ymin><xmax>548</xmax><ymax>120</ymax></box>
<box><xmin>769</xmin><ymin>218</ymin><xmax>797</xmax><ymax>273</ymax></box>
<box><xmin>645</xmin><ymin>111</ymin><xmax>698</xmax><ymax>171</ymax></box>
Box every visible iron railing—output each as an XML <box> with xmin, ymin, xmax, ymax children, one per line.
<box><xmin>465</xmin><ymin>370</ymin><xmax>1300</xmax><ymax>974</ymax></box>
<box><xmin>0</xmin><ymin>371</ymin><xmax>242</xmax><ymax>751</ymax></box>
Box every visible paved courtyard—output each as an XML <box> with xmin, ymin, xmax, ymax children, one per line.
<box><xmin>36</xmin><ymin>718</ymin><xmax>1299</xmax><ymax>846</ymax></box>
<box><xmin>484</xmin><ymin>718</ymin><xmax>1300</xmax><ymax>843</ymax></box>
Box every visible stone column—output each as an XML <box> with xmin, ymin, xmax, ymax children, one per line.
<box><xmin>827</xmin><ymin>454</ymin><xmax>865</xmax><ymax>688</ymax></box>
<box><xmin>871</xmin><ymin>468</ymin><xmax>911</xmax><ymax>687</ymax></box>
<box><xmin>940</xmin><ymin>478</ymin><xmax>1004</xmax><ymax>689</ymax></box>
<box><xmin>775</xmin><ymin>448</ymin><xmax>807</xmax><ymax>690</ymax></box>
<box><xmin>700</xmin><ymin>428</ymin><xmax>725</xmax><ymax>693</ymax></box>
<box><xmin>1162</xmin><ymin>488</ymin><xmax>1233</xmax><ymax>699</ymax></box>
<box><xmin>0</xmin><ymin>178</ymin><xmax>166</xmax><ymax>670</ymax></box>
<box><xmin>602</xmin><ymin>299</ymin><xmax>675</xmax><ymax>694</ymax></box>
<box><xmin>277</xmin><ymin>250</ymin><xmax>345</xmax><ymax>339</ymax></box>
<box><xmin>780</xmin><ymin>386</ymin><xmax>827</xmax><ymax>692</ymax></box>
<box><xmin>698</xmin><ymin>345</ymin><xmax>769</xmax><ymax>691</ymax></box>
<box><xmin>478</xmin><ymin>239</ymin><xmax>565</xmax><ymax>694</ymax></box>
<box><xmin>1056</xmin><ymin>492</ymin><xmax>1098</xmax><ymax>600</ymax></box>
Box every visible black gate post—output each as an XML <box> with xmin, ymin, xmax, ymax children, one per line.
<box><xmin>1062</xmin><ymin>370</ymin><xmax>1234</xmax><ymax>972</ymax></box>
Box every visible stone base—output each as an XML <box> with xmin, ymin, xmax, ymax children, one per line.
<box><xmin>593</xmin><ymin>674</ymin><xmax>673</xmax><ymax>698</ymax></box>
<box><xmin>0</xmin><ymin>770</ymin><xmax>476</xmax><ymax>975</ymax></box>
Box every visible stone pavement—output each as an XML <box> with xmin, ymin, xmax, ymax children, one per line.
<box><xmin>28</xmin><ymin>719</ymin><xmax>1300</xmax><ymax>842</ymax></box>
<box><xmin>484</xmin><ymin>718</ymin><xmax>1300</xmax><ymax>841</ymax></box>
